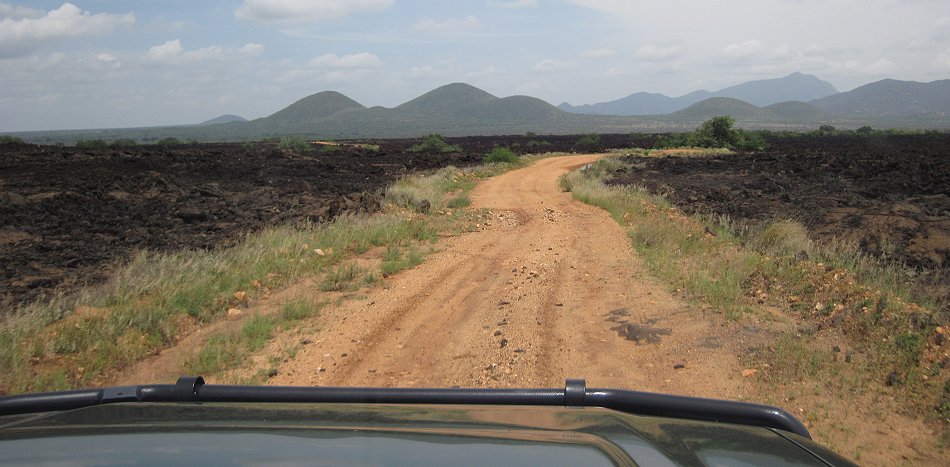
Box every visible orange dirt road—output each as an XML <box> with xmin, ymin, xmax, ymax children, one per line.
<box><xmin>271</xmin><ymin>155</ymin><xmax>751</xmax><ymax>396</ymax></box>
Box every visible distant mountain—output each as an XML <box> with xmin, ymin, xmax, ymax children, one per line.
<box><xmin>266</xmin><ymin>91</ymin><xmax>366</xmax><ymax>123</ymax></box>
<box><xmin>395</xmin><ymin>83</ymin><xmax>498</xmax><ymax>116</ymax></box>
<box><xmin>11</xmin><ymin>79</ymin><xmax>950</xmax><ymax>144</ymax></box>
<box><xmin>561</xmin><ymin>72</ymin><xmax>838</xmax><ymax>116</ymax></box>
<box><xmin>765</xmin><ymin>101</ymin><xmax>830</xmax><ymax>121</ymax></box>
<box><xmin>715</xmin><ymin>72</ymin><xmax>838</xmax><ymax>106</ymax></box>
<box><xmin>810</xmin><ymin>78</ymin><xmax>950</xmax><ymax>120</ymax></box>
<box><xmin>199</xmin><ymin>114</ymin><xmax>246</xmax><ymax>125</ymax></box>
<box><xmin>246</xmin><ymin>83</ymin><xmax>571</xmax><ymax>137</ymax></box>
<box><xmin>668</xmin><ymin>97</ymin><xmax>769</xmax><ymax>121</ymax></box>
<box><xmin>667</xmin><ymin>97</ymin><xmax>830</xmax><ymax>123</ymax></box>
<box><xmin>559</xmin><ymin>91</ymin><xmax>711</xmax><ymax>116</ymax></box>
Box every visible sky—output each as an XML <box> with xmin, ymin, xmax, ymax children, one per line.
<box><xmin>2</xmin><ymin>0</ymin><xmax>950</xmax><ymax>132</ymax></box>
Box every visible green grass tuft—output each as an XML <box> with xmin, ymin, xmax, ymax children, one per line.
<box><xmin>484</xmin><ymin>146</ymin><xmax>519</xmax><ymax>164</ymax></box>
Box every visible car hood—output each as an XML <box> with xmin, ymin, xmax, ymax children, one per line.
<box><xmin>0</xmin><ymin>402</ymin><xmax>853</xmax><ymax>466</ymax></box>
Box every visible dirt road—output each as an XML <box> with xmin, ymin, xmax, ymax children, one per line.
<box><xmin>270</xmin><ymin>155</ymin><xmax>755</xmax><ymax>396</ymax></box>
<box><xmin>126</xmin><ymin>154</ymin><xmax>941</xmax><ymax>464</ymax></box>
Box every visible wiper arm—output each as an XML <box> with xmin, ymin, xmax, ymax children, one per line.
<box><xmin>0</xmin><ymin>376</ymin><xmax>811</xmax><ymax>439</ymax></box>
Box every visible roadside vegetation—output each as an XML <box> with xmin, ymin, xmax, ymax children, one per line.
<box><xmin>483</xmin><ymin>146</ymin><xmax>519</xmax><ymax>164</ymax></box>
<box><xmin>655</xmin><ymin>115</ymin><xmax>767</xmax><ymax>151</ymax></box>
<box><xmin>561</xmin><ymin>155</ymin><xmax>948</xmax><ymax>449</ymax></box>
<box><xmin>185</xmin><ymin>299</ymin><xmax>323</xmax><ymax>378</ymax></box>
<box><xmin>278</xmin><ymin>135</ymin><xmax>312</xmax><ymax>153</ymax></box>
<box><xmin>409</xmin><ymin>134</ymin><xmax>462</xmax><ymax>153</ymax></box>
<box><xmin>0</xmin><ymin>151</ymin><xmax>535</xmax><ymax>394</ymax></box>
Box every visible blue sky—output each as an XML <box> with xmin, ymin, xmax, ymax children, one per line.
<box><xmin>2</xmin><ymin>0</ymin><xmax>950</xmax><ymax>131</ymax></box>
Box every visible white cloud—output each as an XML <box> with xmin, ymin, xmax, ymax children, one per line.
<box><xmin>826</xmin><ymin>57</ymin><xmax>898</xmax><ymax>76</ymax></box>
<box><xmin>95</xmin><ymin>52</ymin><xmax>117</xmax><ymax>62</ymax></box>
<box><xmin>309</xmin><ymin>52</ymin><xmax>381</xmax><ymax>68</ymax></box>
<box><xmin>862</xmin><ymin>58</ymin><xmax>898</xmax><ymax>74</ymax></box>
<box><xmin>934</xmin><ymin>48</ymin><xmax>950</xmax><ymax>70</ymax></box>
<box><xmin>0</xmin><ymin>3</ymin><xmax>134</xmax><ymax>58</ymax></box>
<box><xmin>488</xmin><ymin>0</ymin><xmax>539</xmax><ymax>8</ymax></box>
<box><xmin>603</xmin><ymin>67</ymin><xmax>628</xmax><ymax>78</ymax></box>
<box><xmin>408</xmin><ymin>65</ymin><xmax>436</xmax><ymax>77</ymax></box>
<box><xmin>534</xmin><ymin>59</ymin><xmax>574</xmax><ymax>72</ymax></box>
<box><xmin>146</xmin><ymin>40</ymin><xmax>259</xmax><ymax>64</ymax></box>
<box><xmin>47</xmin><ymin>52</ymin><xmax>66</xmax><ymax>66</ymax></box>
<box><xmin>0</xmin><ymin>2</ymin><xmax>42</xmax><ymax>19</ymax></box>
<box><xmin>516</xmin><ymin>80</ymin><xmax>543</xmax><ymax>94</ymax></box>
<box><xmin>636</xmin><ymin>44</ymin><xmax>683</xmax><ymax>61</ymax></box>
<box><xmin>581</xmin><ymin>47</ymin><xmax>616</xmax><ymax>58</ymax></box>
<box><xmin>236</xmin><ymin>0</ymin><xmax>394</xmax><ymax>24</ymax></box>
<box><xmin>467</xmin><ymin>66</ymin><xmax>499</xmax><ymax>77</ymax></box>
<box><xmin>722</xmin><ymin>39</ymin><xmax>762</xmax><ymax>58</ymax></box>
<box><xmin>415</xmin><ymin>16</ymin><xmax>481</xmax><ymax>33</ymax></box>
<box><xmin>146</xmin><ymin>39</ymin><xmax>183</xmax><ymax>63</ymax></box>
<box><xmin>239</xmin><ymin>43</ymin><xmax>265</xmax><ymax>57</ymax></box>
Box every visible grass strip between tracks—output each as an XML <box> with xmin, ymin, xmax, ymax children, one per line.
<box><xmin>0</xmin><ymin>154</ymin><xmax>550</xmax><ymax>394</ymax></box>
<box><xmin>561</xmin><ymin>156</ymin><xmax>949</xmax><ymax>443</ymax></box>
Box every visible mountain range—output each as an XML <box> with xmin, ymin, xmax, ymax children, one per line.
<box><xmin>558</xmin><ymin>72</ymin><xmax>838</xmax><ymax>115</ymax></box>
<box><xmin>201</xmin><ymin>76</ymin><xmax>950</xmax><ymax>137</ymax></box>
<box><xmin>8</xmin><ymin>74</ymin><xmax>950</xmax><ymax>143</ymax></box>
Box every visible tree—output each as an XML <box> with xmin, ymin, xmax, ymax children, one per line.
<box><xmin>483</xmin><ymin>146</ymin><xmax>518</xmax><ymax>163</ymax></box>
<box><xmin>692</xmin><ymin>115</ymin><xmax>740</xmax><ymax>148</ymax></box>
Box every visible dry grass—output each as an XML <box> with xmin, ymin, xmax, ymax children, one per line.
<box><xmin>0</xmin><ymin>214</ymin><xmax>437</xmax><ymax>393</ymax></box>
<box><xmin>562</xmin><ymin>158</ymin><xmax>949</xmax><ymax>435</ymax></box>
<box><xmin>0</xmin><ymin>152</ymin><xmax>554</xmax><ymax>394</ymax></box>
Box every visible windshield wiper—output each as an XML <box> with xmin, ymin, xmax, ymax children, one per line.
<box><xmin>0</xmin><ymin>376</ymin><xmax>810</xmax><ymax>438</ymax></box>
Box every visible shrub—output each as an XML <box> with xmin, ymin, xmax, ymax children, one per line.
<box><xmin>446</xmin><ymin>196</ymin><xmax>471</xmax><ymax>209</ymax></box>
<box><xmin>278</xmin><ymin>135</ymin><xmax>312</xmax><ymax>153</ymax></box>
<box><xmin>483</xmin><ymin>146</ymin><xmax>519</xmax><ymax>164</ymax></box>
<box><xmin>750</xmin><ymin>220</ymin><xmax>813</xmax><ymax>257</ymax></box>
<box><xmin>0</xmin><ymin>135</ymin><xmax>26</xmax><ymax>144</ymax></box>
<box><xmin>75</xmin><ymin>139</ymin><xmax>108</xmax><ymax>149</ymax></box>
<box><xmin>409</xmin><ymin>134</ymin><xmax>461</xmax><ymax>153</ymax></box>
<box><xmin>156</xmin><ymin>137</ymin><xmax>182</xmax><ymax>146</ymax></box>
<box><xmin>687</xmin><ymin>116</ymin><xmax>742</xmax><ymax>148</ymax></box>
<box><xmin>575</xmin><ymin>134</ymin><xmax>601</xmax><ymax>151</ymax></box>
<box><xmin>658</xmin><ymin>116</ymin><xmax>766</xmax><ymax>151</ymax></box>
<box><xmin>109</xmin><ymin>139</ymin><xmax>137</xmax><ymax>148</ymax></box>
<box><xmin>526</xmin><ymin>140</ymin><xmax>551</xmax><ymax>148</ymax></box>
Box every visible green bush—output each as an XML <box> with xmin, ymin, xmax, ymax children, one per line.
<box><xmin>109</xmin><ymin>139</ymin><xmax>137</xmax><ymax>148</ymax></box>
<box><xmin>575</xmin><ymin>134</ymin><xmax>601</xmax><ymax>151</ymax></box>
<box><xmin>655</xmin><ymin>116</ymin><xmax>766</xmax><ymax>151</ymax></box>
<box><xmin>409</xmin><ymin>134</ymin><xmax>461</xmax><ymax>153</ymax></box>
<box><xmin>483</xmin><ymin>146</ymin><xmax>519</xmax><ymax>164</ymax></box>
<box><xmin>156</xmin><ymin>137</ymin><xmax>182</xmax><ymax>146</ymax></box>
<box><xmin>526</xmin><ymin>140</ymin><xmax>551</xmax><ymax>148</ymax></box>
<box><xmin>278</xmin><ymin>135</ymin><xmax>312</xmax><ymax>153</ymax></box>
<box><xmin>0</xmin><ymin>135</ymin><xmax>26</xmax><ymax>144</ymax></box>
<box><xmin>75</xmin><ymin>139</ymin><xmax>108</xmax><ymax>149</ymax></box>
<box><xmin>688</xmin><ymin>116</ymin><xmax>740</xmax><ymax>148</ymax></box>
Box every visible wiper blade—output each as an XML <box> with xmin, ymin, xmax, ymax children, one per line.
<box><xmin>0</xmin><ymin>376</ymin><xmax>811</xmax><ymax>438</ymax></box>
